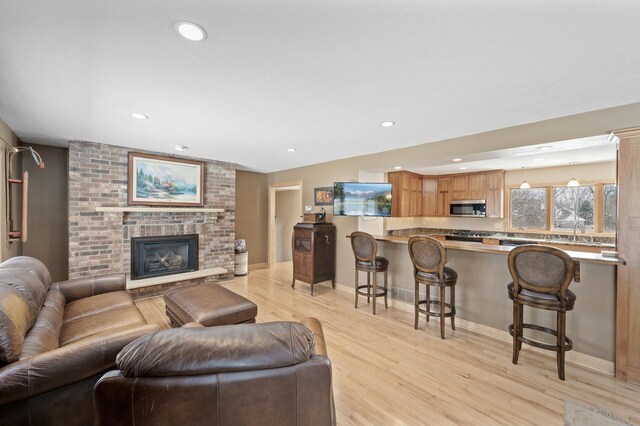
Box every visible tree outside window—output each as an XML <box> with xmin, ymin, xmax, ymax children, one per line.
<box><xmin>603</xmin><ymin>184</ymin><xmax>617</xmax><ymax>232</ymax></box>
<box><xmin>510</xmin><ymin>188</ymin><xmax>546</xmax><ymax>229</ymax></box>
<box><xmin>552</xmin><ymin>186</ymin><xmax>595</xmax><ymax>231</ymax></box>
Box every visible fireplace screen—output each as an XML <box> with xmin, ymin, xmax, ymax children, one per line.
<box><xmin>131</xmin><ymin>234</ymin><xmax>198</xmax><ymax>280</ymax></box>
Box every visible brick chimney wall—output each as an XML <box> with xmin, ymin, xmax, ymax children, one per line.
<box><xmin>67</xmin><ymin>141</ymin><xmax>235</xmax><ymax>283</ymax></box>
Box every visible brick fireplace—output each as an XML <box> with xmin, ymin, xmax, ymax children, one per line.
<box><xmin>68</xmin><ymin>141</ymin><xmax>235</xmax><ymax>295</ymax></box>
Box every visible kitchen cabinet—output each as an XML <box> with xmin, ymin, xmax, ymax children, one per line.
<box><xmin>388</xmin><ymin>171</ymin><xmax>422</xmax><ymax>217</ymax></box>
<box><xmin>485</xmin><ymin>170</ymin><xmax>505</xmax><ymax>218</ymax></box>
<box><xmin>389</xmin><ymin>169</ymin><xmax>503</xmax><ymax>218</ymax></box>
<box><xmin>451</xmin><ymin>173</ymin><xmax>487</xmax><ymax>200</ymax></box>
<box><xmin>437</xmin><ymin>177</ymin><xmax>451</xmax><ymax>217</ymax></box>
<box><xmin>422</xmin><ymin>177</ymin><xmax>438</xmax><ymax>217</ymax></box>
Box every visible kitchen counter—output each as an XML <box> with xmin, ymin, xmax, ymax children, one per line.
<box><xmin>357</xmin><ymin>235</ymin><xmax>625</xmax><ymax>266</ymax></box>
<box><xmin>484</xmin><ymin>233</ymin><xmax>616</xmax><ymax>249</ymax></box>
<box><xmin>388</xmin><ymin>227</ymin><xmax>615</xmax><ymax>249</ymax></box>
<box><xmin>346</xmin><ymin>233</ymin><xmax>619</xmax><ymax>364</ymax></box>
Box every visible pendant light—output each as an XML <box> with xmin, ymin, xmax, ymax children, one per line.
<box><xmin>519</xmin><ymin>167</ymin><xmax>530</xmax><ymax>189</ymax></box>
<box><xmin>567</xmin><ymin>162</ymin><xmax>580</xmax><ymax>187</ymax></box>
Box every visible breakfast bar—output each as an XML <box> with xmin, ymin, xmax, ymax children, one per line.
<box><xmin>350</xmin><ymin>234</ymin><xmax>624</xmax><ymax>369</ymax></box>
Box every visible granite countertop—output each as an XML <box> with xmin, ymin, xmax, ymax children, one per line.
<box><xmin>388</xmin><ymin>228</ymin><xmax>615</xmax><ymax>248</ymax></box>
<box><xmin>361</xmin><ymin>235</ymin><xmax>624</xmax><ymax>266</ymax></box>
<box><xmin>478</xmin><ymin>234</ymin><xmax>616</xmax><ymax>249</ymax></box>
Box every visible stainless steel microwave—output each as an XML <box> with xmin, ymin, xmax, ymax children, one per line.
<box><xmin>449</xmin><ymin>200</ymin><xmax>486</xmax><ymax>217</ymax></box>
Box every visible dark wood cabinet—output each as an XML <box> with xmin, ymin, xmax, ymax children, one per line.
<box><xmin>292</xmin><ymin>222</ymin><xmax>336</xmax><ymax>295</ymax></box>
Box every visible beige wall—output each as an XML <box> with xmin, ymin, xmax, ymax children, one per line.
<box><xmin>267</xmin><ymin>103</ymin><xmax>640</xmax><ymax>292</ymax></box>
<box><xmin>235</xmin><ymin>170</ymin><xmax>268</xmax><ymax>265</ymax></box>
<box><xmin>0</xmin><ymin>118</ymin><xmax>22</xmax><ymax>261</ymax></box>
<box><xmin>22</xmin><ymin>145</ymin><xmax>68</xmax><ymax>282</ymax></box>
<box><xmin>275</xmin><ymin>189</ymin><xmax>301</xmax><ymax>262</ymax></box>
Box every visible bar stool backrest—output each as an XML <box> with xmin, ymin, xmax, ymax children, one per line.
<box><xmin>350</xmin><ymin>232</ymin><xmax>377</xmax><ymax>265</ymax></box>
<box><xmin>508</xmin><ymin>245</ymin><xmax>575</xmax><ymax>303</ymax></box>
<box><xmin>408</xmin><ymin>236</ymin><xmax>447</xmax><ymax>280</ymax></box>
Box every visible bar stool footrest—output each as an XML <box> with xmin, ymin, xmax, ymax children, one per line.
<box><xmin>508</xmin><ymin>323</ymin><xmax>573</xmax><ymax>352</ymax></box>
<box><xmin>416</xmin><ymin>299</ymin><xmax>456</xmax><ymax>318</ymax></box>
<box><xmin>356</xmin><ymin>284</ymin><xmax>387</xmax><ymax>297</ymax></box>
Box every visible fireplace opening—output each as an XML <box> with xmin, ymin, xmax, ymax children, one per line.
<box><xmin>131</xmin><ymin>234</ymin><xmax>198</xmax><ymax>280</ymax></box>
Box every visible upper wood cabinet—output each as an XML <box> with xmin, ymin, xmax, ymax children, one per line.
<box><xmin>389</xmin><ymin>170</ymin><xmax>504</xmax><ymax>218</ymax></box>
<box><xmin>451</xmin><ymin>173</ymin><xmax>487</xmax><ymax>200</ymax></box>
<box><xmin>422</xmin><ymin>177</ymin><xmax>438</xmax><ymax>217</ymax></box>
<box><xmin>437</xmin><ymin>177</ymin><xmax>451</xmax><ymax>217</ymax></box>
<box><xmin>485</xmin><ymin>170</ymin><xmax>505</xmax><ymax>218</ymax></box>
<box><xmin>388</xmin><ymin>171</ymin><xmax>422</xmax><ymax>217</ymax></box>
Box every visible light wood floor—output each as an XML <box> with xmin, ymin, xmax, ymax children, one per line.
<box><xmin>136</xmin><ymin>262</ymin><xmax>640</xmax><ymax>425</ymax></box>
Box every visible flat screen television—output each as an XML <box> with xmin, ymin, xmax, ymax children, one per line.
<box><xmin>333</xmin><ymin>182</ymin><xmax>392</xmax><ymax>217</ymax></box>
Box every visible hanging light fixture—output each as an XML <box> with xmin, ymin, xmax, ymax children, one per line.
<box><xmin>567</xmin><ymin>162</ymin><xmax>580</xmax><ymax>187</ymax></box>
<box><xmin>519</xmin><ymin>167</ymin><xmax>530</xmax><ymax>189</ymax></box>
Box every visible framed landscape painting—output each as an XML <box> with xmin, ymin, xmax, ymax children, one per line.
<box><xmin>128</xmin><ymin>152</ymin><xmax>204</xmax><ymax>206</ymax></box>
<box><xmin>314</xmin><ymin>187</ymin><xmax>334</xmax><ymax>206</ymax></box>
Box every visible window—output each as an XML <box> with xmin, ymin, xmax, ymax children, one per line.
<box><xmin>552</xmin><ymin>185</ymin><xmax>595</xmax><ymax>231</ymax></box>
<box><xmin>510</xmin><ymin>187</ymin><xmax>547</xmax><ymax>229</ymax></box>
<box><xmin>603</xmin><ymin>184</ymin><xmax>617</xmax><ymax>232</ymax></box>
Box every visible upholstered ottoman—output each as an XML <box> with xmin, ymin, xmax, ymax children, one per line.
<box><xmin>164</xmin><ymin>283</ymin><xmax>258</xmax><ymax>327</ymax></box>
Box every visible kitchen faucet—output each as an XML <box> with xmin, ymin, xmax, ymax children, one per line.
<box><xmin>573</xmin><ymin>222</ymin><xmax>585</xmax><ymax>242</ymax></box>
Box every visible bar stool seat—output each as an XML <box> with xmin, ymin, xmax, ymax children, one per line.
<box><xmin>416</xmin><ymin>267</ymin><xmax>458</xmax><ymax>284</ymax></box>
<box><xmin>356</xmin><ymin>256</ymin><xmax>389</xmax><ymax>271</ymax></box>
<box><xmin>507</xmin><ymin>282</ymin><xmax>576</xmax><ymax>308</ymax></box>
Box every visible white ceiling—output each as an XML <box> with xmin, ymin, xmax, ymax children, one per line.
<box><xmin>406</xmin><ymin>134</ymin><xmax>617</xmax><ymax>174</ymax></box>
<box><xmin>0</xmin><ymin>1</ymin><xmax>639</xmax><ymax>173</ymax></box>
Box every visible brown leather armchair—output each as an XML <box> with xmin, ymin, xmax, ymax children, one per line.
<box><xmin>0</xmin><ymin>256</ymin><xmax>159</xmax><ymax>426</ymax></box>
<box><xmin>94</xmin><ymin>318</ymin><xmax>336</xmax><ymax>426</ymax></box>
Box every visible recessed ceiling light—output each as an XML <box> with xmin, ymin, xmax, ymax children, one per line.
<box><xmin>394</xmin><ymin>166</ymin><xmax>402</xmax><ymax>170</ymax></box>
<box><xmin>459</xmin><ymin>166</ymin><xmax>467</xmax><ymax>170</ymax></box>
<box><xmin>131</xmin><ymin>113</ymin><xmax>148</xmax><ymax>120</ymax></box>
<box><xmin>175</xmin><ymin>21</ymin><xmax>207</xmax><ymax>42</ymax></box>
<box><xmin>175</xmin><ymin>145</ymin><xmax>188</xmax><ymax>151</ymax></box>
<box><xmin>534</xmin><ymin>158</ymin><xmax>544</xmax><ymax>162</ymax></box>
<box><xmin>287</xmin><ymin>148</ymin><xmax>296</xmax><ymax>152</ymax></box>
<box><xmin>452</xmin><ymin>158</ymin><xmax>462</xmax><ymax>162</ymax></box>
<box><xmin>537</xmin><ymin>146</ymin><xmax>553</xmax><ymax>151</ymax></box>
<box><xmin>380</xmin><ymin>121</ymin><xmax>395</xmax><ymax>127</ymax></box>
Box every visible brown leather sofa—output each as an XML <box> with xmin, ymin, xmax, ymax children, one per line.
<box><xmin>94</xmin><ymin>317</ymin><xmax>336</xmax><ymax>425</ymax></box>
<box><xmin>0</xmin><ymin>256</ymin><xmax>159</xmax><ymax>426</ymax></box>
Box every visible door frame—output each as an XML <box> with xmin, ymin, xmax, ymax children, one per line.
<box><xmin>268</xmin><ymin>181</ymin><xmax>302</xmax><ymax>267</ymax></box>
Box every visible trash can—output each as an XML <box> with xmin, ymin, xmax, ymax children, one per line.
<box><xmin>234</xmin><ymin>239</ymin><xmax>248</xmax><ymax>276</ymax></box>
<box><xmin>234</xmin><ymin>251</ymin><xmax>249</xmax><ymax>276</ymax></box>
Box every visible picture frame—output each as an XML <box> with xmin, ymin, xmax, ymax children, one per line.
<box><xmin>314</xmin><ymin>186</ymin><xmax>334</xmax><ymax>206</ymax></box>
<box><xmin>128</xmin><ymin>152</ymin><xmax>205</xmax><ymax>206</ymax></box>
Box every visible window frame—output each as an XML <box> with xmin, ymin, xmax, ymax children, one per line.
<box><xmin>551</xmin><ymin>184</ymin><xmax>596</xmax><ymax>233</ymax></box>
<box><xmin>508</xmin><ymin>186</ymin><xmax>549</xmax><ymax>230</ymax></box>
<box><xmin>505</xmin><ymin>179</ymin><xmax>616</xmax><ymax>236</ymax></box>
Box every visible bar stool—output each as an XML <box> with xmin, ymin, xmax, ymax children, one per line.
<box><xmin>507</xmin><ymin>245</ymin><xmax>576</xmax><ymax>380</ymax></box>
<box><xmin>349</xmin><ymin>231</ymin><xmax>388</xmax><ymax>315</ymax></box>
<box><xmin>408</xmin><ymin>236</ymin><xmax>458</xmax><ymax>339</ymax></box>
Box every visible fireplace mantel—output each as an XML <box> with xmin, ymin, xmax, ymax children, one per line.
<box><xmin>95</xmin><ymin>206</ymin><xmax>224</xmax><ymax>213</ymax></box>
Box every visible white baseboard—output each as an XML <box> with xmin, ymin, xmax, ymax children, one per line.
<box><xmin>334</xmin><ymin>282</ymin><xmax>614</xmax><ymax>375</ymax></box>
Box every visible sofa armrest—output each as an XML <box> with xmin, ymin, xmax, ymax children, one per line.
<box><xmin>52</xmin><ymin>273</ymin><xmax>126</xmax><ymax>302</ymax></box>
<box><xmin>182</xmin><ymin>322</ymin><xmax>204</xmax><ymax>328</ymax></box>
<box><xmin>301</xmin><ymin>317</ymin><xmax>327</xmax><ymax>356</ymax></box>
<box><xmin>0</xmin><ymin>323</ymin><xmax>158</xmax><ymax>405</ymax></box>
